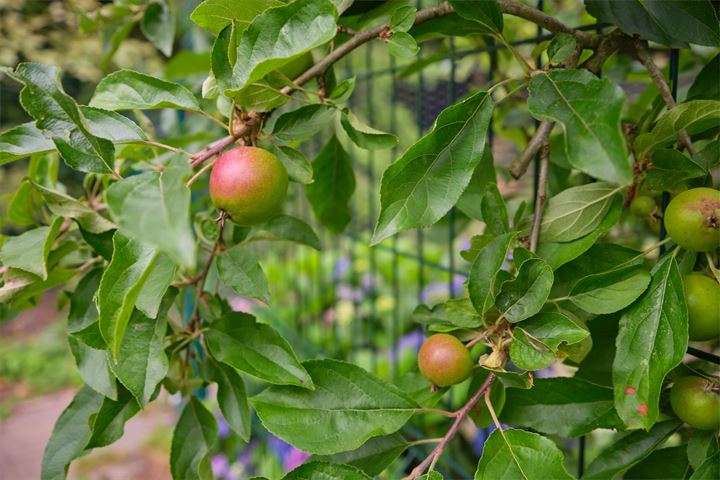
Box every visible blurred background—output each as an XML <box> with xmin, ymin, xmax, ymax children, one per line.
<box><xmin>1</xmin><ymin>1</ymin><xmax>717</xmax><ymax>479</ymax></box>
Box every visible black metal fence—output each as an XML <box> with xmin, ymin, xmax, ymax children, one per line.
<box><xmin>265</xmin><ymin>3</ymin><xmax>720</xmax><ymax>477</ymax></box>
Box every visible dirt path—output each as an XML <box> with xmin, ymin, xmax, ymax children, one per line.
<box><xmin>0</xmin><ymin>389</ymin><xmax>174</xmax><ymax>480</ymax></box>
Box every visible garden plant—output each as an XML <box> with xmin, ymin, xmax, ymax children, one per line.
<box><xmin>0</xmin><ymin>0</ymin><xmax>719</xmax><ymax>479</ymax></box>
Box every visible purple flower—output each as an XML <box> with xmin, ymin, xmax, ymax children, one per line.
<box><xmin>267</xmin><ymin>435</ymin><xmax>310</xmax><ymax>472</ymax></box>
<box><xmin>390</xmin><ymin>330</ymin><xmax>425</xmax><ymax>362</ymax></box>
<box><xmin>217</xmin><ymin>413</ymin><xmax>231</xmax><ymax>439</ymax></box>
<box><xmin>211</xmin><ymin>454</ymin><xmax>230</xmax><ymax>478</ymax></box>
<box><xmin>333</xmin><ymin>256</ymin><xmax>351</xmax><ymax>280</ymax></box>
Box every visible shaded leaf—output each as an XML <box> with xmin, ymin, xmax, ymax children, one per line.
<box><xmin>312</xmin><ymin>434</ymin><xmax>407</xmax><ymax>476</ymax></box>
<box><xmin>274</xmin><ymin>146</ymin><xmax>313</xmax><ymax>184</ymax></box>
<box><xmin>190</xmin><ymin>0</ymin><xmax>282</xmax><ymax>35</ymax></box>
<box><xmin>583</xmin><ymin>420</ymin><xmax>682</xmax><ymax>479</ymax></box>
<box><xmin>567</xmin><ymin>266</ymin><xmax>651</xmax><ymax>315</ymax></box>
<box><xmin>252</xmin><ymin>359</ymin><xmax>417</xmax><ymax>455</ymax></box>
<box><xmin>271</xmin><ymin>104</ymin><xmax>337</xmax><ymax>143</ymax></box>
<box><xmin>86</xmin><ymin>388</ymin><xmax>140</xmax><ymax>449</ymax></box>
<box><xmin>247</xmin><ymin>215</ymin><xmax>322</xmax><ymax>250</ymax></box>
<box><xmin>141</xmin><ymin>1</ymin><xmax>175</xmax><ymax>56</ymax></box>
<box><xmin>170</xmin><ymin>397</ymin><xmax>218</xmax><ymax>480</ymax></box>
<box><xmin>32</xmin><ymin>182</ymin><xmax>115</xmax><ymax>234</ymax></box>
<box><xmin>613</xmin><ymin>256</ymin><xmax>687</xmax><ymax>430</ymax></box>
<box><xmin>206</xmin><ymin>312</ymin><xmax>313</xmax><ymax>388</ymax></box>
<box><xmin>340</xmin><ymin>110</ymin><xmax>398</xmax><ymax>150</ymax></box>
<box><xmin>283</xmin><ymin>462</ymin><xmax>371</xmax><ymax>480</ymax></box>
<box><xmin>0</xmin><ymin>122</ymin><xmax>54</xmax><ymax>165</ymax></box>
<box><xmin>501</xmin><ymin>377</ymin><xmax>624</xmax><ymax>437</ymax></box>
<box><xmin>468</xmin><ymin>232</ymin><xmax>517</xmax><ymax>314</ymax></box>
<box><xmin>447</xmin><ymin>0</ymin><xmax>503</xmax><ymax>33</ymax></box>
<box><xmin>206</xmin><ymin>360</ymin><xmax>251</xmax><ymax>442</ymax></box>
<box><xmin>495</xmin><ymin>258</ymin><xmax>554</xmax><ymax>323</ymax></box>
<box><xmin>646</xmin><ymin>148</ymin><xmax>707</xmax><ymax>191</ymax></box>
<box><xmin>372</xmin><ymin>91</ymin><xmax>493</xmax><ymax>244</ymax></box>
<box><xmin>68</xmin><ymin>337</ymin><xmax>117</xmax><ymax>400</ymax></box>
<box><xmin>306</xmin><ymin>136</ymin><xmax>355</xmax><ymax>233</ymax></box>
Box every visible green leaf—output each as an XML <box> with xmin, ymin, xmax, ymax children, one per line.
<box><xmin>340</xmin><ymin>110</ymin><xmax>398</xmax><ymax>150</ymax></box>
<box><xmin>206</xmin><ymin>361</ymin><xmax>251</xmax><ymax>441</ymax></box>
<box><xmin>86</xmin><ymin>387</ymin><xmax>140</xmax><ymax>449</ymax></box>
<box><xmin>456</xmin><ymin>144</ymin><xmax>496</xmax><ymax>220</ymax></box>
<box><xmin>170</xmin><ymin>397</ymin><xmax>218</xmax><ymax>480</ymax></box>
<box><xmin>274</xmin><ymin>146</ymin><xmax>313</xmax><ymax>184</ymax></box>
<box><xmin>252</xmin><ymin>359</ymin><xmax>417</xmax><ymax>455</ymax></box>
<box><xmin>501</xmin><ymin>377</ymin><xmax>624</xmax><ymax>437</ymax></box>
<box><xmin>247</xmin><ymin>214</ymin><xmax>322</xmax><ymax>250</ymax></box>
<box><xmin>475</xmin><ymin>429</ymin><xmax>572</xmax><ymax>480</ymax></box>
<box><xmin>567</xmin><ymin>266</ymin><xmax>651</xmax><ymax>315</ymax></box>
<box><xmin>110</xmin><ymin>290</ymin><xmax>175</xmax><ymax>405</ymax></box>
<box><xmin>468</xmin><ymin>232</ymin><xmax>517</xmax><ymax>314</ymax></box>
<box><xmin>528</xmin><ymin>70</ymin><xmax>630</xmax><ymax>184</ymax></box>
<box><xmin>223</xmin><ymin>0</ymin><xmax>337</xmax><ymax>93</ymax></box>
<box><xmin>106</xmin><ymin>156</ymin><xmax>195</xmax><ymax>269</ymax></box>
<box><xmin>6</xmin><ymin>63</ymin><xmax>115</xmax><ymax>173</ymax></box>
<box><xmin>554</xmin><ymin>243</ymin><xmax>645</xmax><ymax>292</ymax></box>
<box><xmin>687</xmin><ymin>430</ymin><xmax>719</xmax><ymax>470</ymax></box>
<box><xmin>135</xmin><ymin>253</ymin><xmax>175</xmax><ymax>319</ymax></box>
<box><xmin>7</xmin><ymin>180</ymin><xmax>37</xmax><ymax>226</ymax></box>
<box><xmin>312</xmin><ymin>434</ymin><xmax>407</xmax><ymax>476</ymax></box>
<box><xmin>80</xmin><ymin>106</ymin><xmax>148</xmax><ymax>143</ymax></box>
<box><xmin>481</xmin><ymin>183</ymin><xmax>509</xmax><ymax>235</ymax></box>
<box><xmin>41</xmin><ymin>385</ymin><xmax>104</xmax><ymax>480</ymax></box>
<box><xmin>583</xmin><ymin>420</ymin><xmax>682</xmax><ymax>479</ymax></box>
<box><xmin>460</xmin><ymin>234</ymin><xmax>493</xmax><ymax>262</ymax></box>
<box><xmin>90</xmin><ymin>70</ymin><xmax>200</xmax><ymax>111</ymax></box>
<box><xmin>495</xmin><ymin>258</ymin><xmax>554</xmax><ymax>323</ymax></box>
<box><xmin>412</xmin><ymin>298</ymin><xmax>483</xmax><ymax>330</ymax></box>
<box><xmin>517</xmin><ymin>312</ymin><xmax>589</xmax><ymax>351</ymax></box>
<box><xmin>625</xmin><ymin>445</ymin><xmax>691</xmax><ymax>480</ymax></box>
<box><xmin>190</xmin><ymin>0</ymin><xmax>282</xmax><ymax>36</ymax></box>
<box><xmin>0</xmin><ymin>217</ymin><xmax>62</xmax><ymax>279</ymax></box>
<box><xmin>687</xmin><ymin>53</ymin><xmax>720</xmax><ymax>101</ymax></box>
<box><xmin>645</xmin><ymin>148</ymin><xmax>707</xmax><ymax>191</ymax></box>
<box><xmin>271</xmin><ymin>104</ymin><xmax>337</xmax><ymax>143</ymax></box>
<box><xmin>692</xmin><ymin>139</ymin><xmax>720</xmax><ymax>171</ymax></box>
<box><xmin>283</xmin><ymin>462</ymin><xmax>372</xmax><ymax>480</ymax></box>
<box><xmin>509</xmin><ymin>328</ymin><xmax>557</xmax><ymax>371</ymax></box>
<box><xmin>0</xmin><ymin>122</ymin><xmax>54</xmax><ymax>165</ymax></box>
<box><xmin>390</xmin><ymin>5</ymin><xmax>416</xmax><ymax>32</ymax></box>
<box><xmin>372</xmin><ymin>91</ymin><xmax>493</xmax><ymax>244</ymax></box>
<box><xmin>207</xmin><ymin>312</ymin><xmax>313</xmax><ymax>388</ymax></box>
<box><xmin>448</xmin><ymin>0</ymin><xmax>502</xmax><ymax>33</ymax></box>
<box><xmin>67</xmin><ymin>268</ymin><xmax>104</xmax><ymax>347</ymax></box>
<box><xmin>306</xmin><ymin>136</ymin><xmax>356</xmax><ymax>234</ymax></box>
<box><xmin>32</xmin><ymin>182</ymin><xmax>115</xmax><ymax>234</ymax></box>
<box><xmin>215</xmin><ymin>246</ymin><xmax>270</xmax><ymax>303</ymax></box>
<box><xmin>469</xmin><ymin>369</ymin><xmax>506</xmax><ymax>428</ymax></box>
<box><xmin>585</xmin><ymin>0</ymin><xmax>720</xmax><ymax>47</ymax></box>
<box><xmin>329</xmin><ymin>76</ymin><xmax>356</xmax><ymax>103</ymax></box>
<box><xmin>387</xmin><ymin>32</ymin><xmax>420</xmax><ymax>58</ymax></box>
<box><xmin>540</xmin><ymin>182</ymin><xmax>620</xmax><ymax>243</ymax></box>
<box><xmin>68</xmin><ymin>336</ymin><xmax>117</xmax><ymax>400</ymax></box>
<box><xmin>613</xmin><ymin>256</ymin><xmax>687</xmax><ymax>430</ymax></box>
<box><xmin>690</xmin><ymin>452</ymin><xmax>720</xmax><ymax>480</ymax></box>
<box><xmin>141</xmin><ymin>0</ymin><xmax>175</xmax><ymax>56</ymax></box>
<box><xmin>98</xmin><ymin>233</ymin><xmax>159</xmax><ymax>359</ymax></box>
<box><xmin>547</xmin><ymin>33</ymin><xmax>576</xmax><ymax>64</ymax></box>
<box><xmin>635</xmin><ymin>100</ymin><xmax>720</xmax><ymax>155</ymax></box>
<box><xmin>537</xmin><ymin>195</ymin><xmax>622</xmax><ymax>270</ymax></box>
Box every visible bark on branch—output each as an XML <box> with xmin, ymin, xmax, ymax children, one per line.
<box><xmin>510</xmin><ymin>121</ymin><xmax>554</xmax><ymax>179</ymax></box>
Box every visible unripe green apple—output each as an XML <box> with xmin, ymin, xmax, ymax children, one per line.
<box><xmin>670</xmin><ymin>376</ymin><xmax>720</xmax><ymax>431</ymax></box>
<box><xmin>209</xmin><ymin>146</ymin><xmax>288</xmax><ymax>225</ymax></box>
<box><xmin>418</xmin><ymin>334</ymin><xmax>473</xmax><ymax>387</ymax></box>
<box><xmin>664</xmin><ymin>188</ymin><xmax>720</xmax><ymax>252</ymax></box>
<box><xmin>683</xmin><ymin>273</ymin><xmax>720</xmax><ymax>341</ymax></box>
<box><xmin>630</xmin><ymin>195</ymin><xmax>656</xmax><ymax>217</ymax></box>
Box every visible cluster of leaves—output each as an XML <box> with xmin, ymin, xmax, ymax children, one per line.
<box><xmin>0</xmin><ymin>0</ymin><xmax>719</xmax><ymax>479</ymax></box>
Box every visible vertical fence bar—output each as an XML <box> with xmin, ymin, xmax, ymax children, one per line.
<box><xmin>447</xmin><ymin>38</ymin><xmax>458</xmax><ymax>298</ymax></box>
<box><xmin>366</xmin><ymin>44</ymin><xmax>378</xmax><ymax>374</ymax></box>
<box><xmin>390</xmin><ymin>55</ymin><xmax>401</xmax><ymax>382</ymax></box>
<box><xmin>660</xmin><ymin>49</ymin><xmax>680</xmax><ymax>255</ymax></box>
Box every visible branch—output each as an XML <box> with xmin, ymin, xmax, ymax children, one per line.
<box><xmin>190</xmin><ymin>135</ymin><xmax>237</xmax><ymax>168</ymax></box>
<box><xmin>529</xmin><ymin>141</ymin><xmax>550</xmax><ymax>252</ymax></box>
<box><xmin>634</xmin><ymin>40</ymin><xmax>695</xmax><ymax>154</ymax></box>
<box><xmin>580</xmin><ymin>28</ymin><xmax>628</xmax><ymax>74</ymax></box>
<box><xmin>510</xmin><ymin>121</ymin><xmax>554</xmax><ymax>179</ymax></box>
<box><xmin>405</xmin><ymin>374</ymin><xmax>496</xmax><ymax>480</ymax></box>
<box><xmin>498</xmin><ymin>0</ymin><xmax>600</xmax><ymax>48</ymax></box>
<box><xmin>281</xmin><ymin>1</ymin><xmax>454</xmax><ymax>94</ymax></box>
